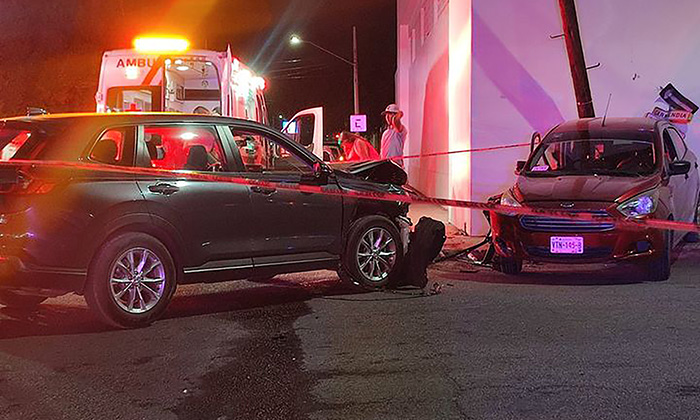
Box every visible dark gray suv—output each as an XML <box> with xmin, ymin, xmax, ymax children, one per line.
<box><xmin>0</xmin><ymin>113</ymin><xmax>411</xmax><ymax>327</ymax></box>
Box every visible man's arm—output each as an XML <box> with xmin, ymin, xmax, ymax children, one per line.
<box><xmin>393</xmin><ymin>111</ymin><xmax>405</xmax><ymax>133</ymax></box>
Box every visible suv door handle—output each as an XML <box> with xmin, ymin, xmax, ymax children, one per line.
<box><xmin>251</xmin><ymin>186</ymin><xmax>277</xmax><ymax>196</ymax></box>
<box><xmin>148</xmin><ymin>183</ymin><xmax>179</xmax><ymax>196</ymax></box>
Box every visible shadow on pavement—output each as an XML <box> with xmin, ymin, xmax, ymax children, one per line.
<box><xmin>0</xmin><ymin>277</ymin><xmax>360</xmax><ymax>340</ymax></box>
<box><xmin>164</xmin><ymin>278</ymin><xmax>359</xmax><ymax>320</ymax></box>
<box><xmin>0</xmin><ymin>304</ymin><xmax>105</xmax><ymax>339</ymax></box>
<box><xmin>432</xmin><ymin>241</ymin><xmax>699</xmax><ymax>287</ymax></box>
<box><xmin>433</xmin><ymin>262</ymin><xmax>646</xmax><ymax>286</ymax></box>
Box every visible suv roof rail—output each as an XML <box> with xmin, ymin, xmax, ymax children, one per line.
<box><xmin>26</xmin><ymin>107</ymin><xmax>48</xmax><ymax>116</ymax></box>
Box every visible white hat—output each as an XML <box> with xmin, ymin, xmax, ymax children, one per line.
<box><xmin>382</xmin><ymin>103</ymin><xmax>401</xmax><ymax>115</ymax></box>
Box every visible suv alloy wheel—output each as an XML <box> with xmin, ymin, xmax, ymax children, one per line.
<box><xmin>340</xmin><ymin>216</ymin><xmax>403</xmax><ymax>289</ymax></box>
<box><xmin>86</xmin><ymin>232</ymin><xmax>177</xmax><ymax>328</ymax></box>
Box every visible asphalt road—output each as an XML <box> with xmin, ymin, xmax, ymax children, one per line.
<box><xmin>3</xmin><ymin>243</ymin><xmax>700</xmax><ymax>420</ymax></box>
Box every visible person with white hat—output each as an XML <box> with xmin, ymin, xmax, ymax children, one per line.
<box><xmin>380</xmin><ymin>104</ymin><xmax>407</xmax><ymax>166</ymax></box>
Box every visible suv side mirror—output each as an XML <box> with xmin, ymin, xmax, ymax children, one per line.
<box><xmin>308</xmin><ymin>162</ymin><xmax>332</xmax><ymax>184</ymax></box>
<box><xmin>669</xmin><ymin>160</ymin><xmax>691</xmax><ymax>176</ymax></box>
<box><xmin>313</xmin><ymin>162</ymin><xmax>323</xmax><ymax>177</ymax></box>
<box><xmin>515</xmin><ymin>161</ymin><xmax>527</xmax><ymax>174</ymax></box>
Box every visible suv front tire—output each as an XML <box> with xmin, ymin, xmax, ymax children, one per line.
<box><xmin>340</xmin><ymin>216</ymin><xmax>403</xmax><ymax>289</ymax></box>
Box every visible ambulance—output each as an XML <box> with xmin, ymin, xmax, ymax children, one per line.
<box><xmin>95</xmin><ymin>36</ymin><xmax>324</xmax><ymax>158</ymax></box>
<box><xmin>96</xmin><ymin>36</ymin><xmax>267</xmax><ymax>123</ymax></box>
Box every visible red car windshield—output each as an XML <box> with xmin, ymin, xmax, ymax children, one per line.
<box><xmin>526</xmin><ymin>139</ymin><xmax>657</xmax><ymax>177</ymax></box>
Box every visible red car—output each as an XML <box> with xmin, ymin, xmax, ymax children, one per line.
<box><xmin>490</xmin><ymin>117</ymin><xmax>700</xmax><ymax>281</ymax></box>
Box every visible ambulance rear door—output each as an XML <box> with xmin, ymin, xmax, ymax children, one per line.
<box><xmin>282</xmin><ymin>107</ymin><xmax>323</xmax><ymax>159</ymax></box>
<box><xmin>96</xmin><ymin>52</ymin><xmax>163</xmax><ymax>112</ymax></box>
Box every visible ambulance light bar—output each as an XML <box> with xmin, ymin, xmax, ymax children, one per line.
<box><xmin>133</xmin><ymin>36</ymin><xmax>190</xmax><ymax>54</ymax></box>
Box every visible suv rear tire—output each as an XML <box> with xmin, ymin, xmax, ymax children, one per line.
<box><xmin>340</xmin><ymin>216</ymin><xmax>403</xmax><ymax>289</ymax></box>
<box><xmin>85</xmin><ymin>232</ymin><xmax>177</xmax><ymax>328</ymax></box>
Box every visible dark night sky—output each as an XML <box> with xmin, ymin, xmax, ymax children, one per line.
<box><xmin>0</xmin><ymin>0</ymin><xmax>396</xmax><ymax>136</ymax></box>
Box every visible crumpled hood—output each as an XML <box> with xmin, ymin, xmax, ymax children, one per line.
<box><xmin>329</xmin><ymin>160</ymin><xmax>407</xmax><ymax>186</ymax></box>
<box><xmin>516</xmin><ymin>174</ymin><xmax>660</xmax><ymax>203</ymax></box>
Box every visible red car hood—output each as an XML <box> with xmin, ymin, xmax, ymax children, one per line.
<box><xmin>515</xmin><ymin>174</ymin><xmax>660</xmax><ymax>204</ymax></box>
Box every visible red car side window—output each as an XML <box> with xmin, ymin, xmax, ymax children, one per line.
<box><xmin>668</xmin><ymin>128</ymin><xmax>687</xmax><ymax>160</ymax></box>
<box><xmin>662</xmin><ymin>130</ymin><xmax>679</xmax><ymax>162</ymax></box>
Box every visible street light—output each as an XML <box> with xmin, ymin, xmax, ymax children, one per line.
<box><xmin>289</xmin><ymin>27</ymin><xmax>360</xmax><ymax>115</ymax></box>
<box><xmin>290</xmin><ymin>35</ymin><xmax>302</xmax><ymax>46</ymax></box>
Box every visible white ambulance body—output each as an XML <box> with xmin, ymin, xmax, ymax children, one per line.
<box><xmin>95</xmin><ymin>48</ymin><xmax>268</xmax><ymax>124</ymax></box>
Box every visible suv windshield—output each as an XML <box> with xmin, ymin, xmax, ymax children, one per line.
<box><xmin>526</xmin><ymin>138</ymin><xmax>657</xmax><ymax>177</ymax></box>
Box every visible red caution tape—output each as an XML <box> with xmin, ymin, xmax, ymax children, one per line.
<box><xmin>338</xmin><ymin>142</ymin><xmax>530</xmax><ymax>164</ymax></box>
<box><xmin>4</xmin><ymin>158</ymin><xmax>700</xmax><ymax>234</ymax></box>
<box><xmin>397</xmin><ymin>142</ymin><xmax>531</xmax><ymax>162</ymax></box>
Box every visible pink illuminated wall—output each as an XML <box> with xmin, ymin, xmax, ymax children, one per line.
<box><xmin>397</xmin><ymin>0</ymin><xmax>450</xmax><ymax>200</ymax></box>
<box><xmin>447</xmin><ymin>0</ymin><xmax>472</xmax><ymax>232</ymax></box>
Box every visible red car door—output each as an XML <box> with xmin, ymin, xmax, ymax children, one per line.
<box><xmin>662</xmin><ymin>128</ymin><xmax>693</xmax><ymax>225</ymax></box>
<box><xmin>668</xmin><ymin>127</ymin><xmax>700</xmax><ymax>221</ymax></box>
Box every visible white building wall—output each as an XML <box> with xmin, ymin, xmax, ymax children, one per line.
<box><xmin>469</xmin><ymin>0</ymin><xmax>576</xmax><ymax>233</ymax></box>
<box><xmin>577</xmin><ymin>0</ymin><xmax>700</xmax><ymax>146</ymax></box>
<box><xmin>398</xmin><ymin>0</ymin><xmax>700</xmax><ymax>234</ymax></box>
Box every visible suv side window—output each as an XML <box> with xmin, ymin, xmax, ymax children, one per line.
<box><xmin>139</xmin><ymin>125</ymin><xmax>227</xmax><ymax>172</ymax></box>
<box><xmin>662</xmin><ymin>129</ymin><xmax>679</xmax><ymax>162</ymax></box>
<box><xmin>668</xmin><ymin>128</ymin><xmax>687</xmax><ymax>160</ymax></box>
<box><xmin>89</xmin><ymin>127</ymin><xmax>136</xmax><ymax>166</ymax></box>
<box><xmin>229</xmin><ymin>128</ymin><xmax>313</xmax><ymax>175</ymax></box>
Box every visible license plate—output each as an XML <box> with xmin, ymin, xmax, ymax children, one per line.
<box><xmin>550</xmin><ymin>236</ymin><xmax>584</xmax><ymax>254</ymax></box>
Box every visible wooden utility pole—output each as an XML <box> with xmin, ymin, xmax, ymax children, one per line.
<box><xmin>558</xmin><ymin>0</ymin><xmax>595</xmax><ymax>118</ymax></box>
<box><xmin>352</xmin><ymin>26</ymin><xmax>360</xmax><ymax>115</ymax></box>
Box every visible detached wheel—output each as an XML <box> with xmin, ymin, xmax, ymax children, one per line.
<box><xmin>647</xmin><ymin>229</ymin><xmax>671</xmax><ymax>282</ymax></box>
<box><xmin>85</xmin><ymin>232</ymin><xmax>177</xmax><ymax>328</ymax></box>
<box><xmin>0</xmin><ymin>290</ymin><xmax>47</xmax><ymax>309</ymax></box>
<box><xmin>497</xmin><ymin>257</ymin><xmax>523</xmax><ymax>275</ymax></box>
<box><xmin>340</xmin><ymin>216</ymin><xmax>403</xmax><ymax>289</ymax></box>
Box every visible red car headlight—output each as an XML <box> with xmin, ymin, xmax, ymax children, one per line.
<box><xmin>499</xmin><ymin>189</ymin><xmax>522</xmax><ymax>216</ymax></box>
<box><xmin>617</xmin><ymin>189</ymin><xmax>659</xmax><ymax>218</ymax></box>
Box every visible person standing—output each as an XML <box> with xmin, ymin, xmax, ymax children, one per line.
<box><xmin>381</xmin><ymin>104</ymin><xmax>407</xmax><ymax>166</ymax></box>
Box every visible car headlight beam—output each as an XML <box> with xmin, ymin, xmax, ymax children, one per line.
<box><xmin>617</xmin><ymin>190</ymin><xmax>659</xmax><ymax>218</ymax></box>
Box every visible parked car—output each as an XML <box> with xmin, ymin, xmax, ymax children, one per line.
<box><xmin>0</xmin><ymin>113</ymin><xmax>411</xmax><ymax>327</ymax></box>
<box><xmin>490</xmin><ymin>117</ymin><xmax>700</xmax><ymax>281</ymax></box>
